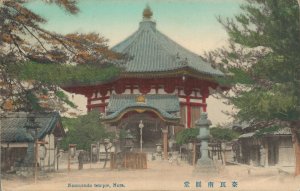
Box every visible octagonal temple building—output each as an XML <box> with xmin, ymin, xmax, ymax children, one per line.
<box><xmin>64</xmin><ymin>6</ymin><xmax>226</xmax><ymax>159</ymax></box>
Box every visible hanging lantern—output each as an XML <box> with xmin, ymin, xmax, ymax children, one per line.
<box><xmin>122</xmin><ymin>129</ymin><xmax>134</xmax><ymax>152</ymax></box>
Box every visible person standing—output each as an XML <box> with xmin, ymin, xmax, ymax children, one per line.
<box><xmin>78</xmin><ymin>151</ymin><xmax>84</xmax><ymax>170</ymax></box>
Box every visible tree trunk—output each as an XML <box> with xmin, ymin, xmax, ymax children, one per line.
<box><xmin>102</xmin><ymin>146</ymin><xmax>108</xmax><ymax>169</ymax></box>
<box><xmin>102</xmin><ymin>145</ymin><xmax>113</xmax><ymax>169</ymax></box>
<box><xmin>291</xmin><ymin>127</ymin><xmax>300</xmax><ymax>176</ymax></box>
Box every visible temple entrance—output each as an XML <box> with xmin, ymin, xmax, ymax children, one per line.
<box><xmin>117</xmin><ymin>113</ymin><xmax>165</xmax><ymax>153</ymax></box>
<box><xmin>103</xmin><ymin>94</ymin><xmax>181</xmax><ymax>160</ymax></box>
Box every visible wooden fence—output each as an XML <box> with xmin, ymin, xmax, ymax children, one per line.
<box><xmin>110</xmin><ymin>152</ymin><xmax>147</xmax><ymax>169</ymax></box>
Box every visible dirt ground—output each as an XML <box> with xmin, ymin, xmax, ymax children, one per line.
<box><xmin>2</xmin><ymin>161</ymin><xmax>300</xmax><ymax>191</ymax></box>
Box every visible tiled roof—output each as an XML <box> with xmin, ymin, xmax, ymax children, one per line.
<box><xmin>268</xmin><ymin>127</ymin><xmax>291</xmax><ymax>135</ymax></box>
<box><xmin>1</xmin><ymin>112</ymin><xmax>63</xmax><ymax>143</ymax></box>
<box><xmin>239</xmin><ymin>132</ymin><xmax>256</xmax><ymax>139</ymax></box>
<box><xmin>239</xmin><ymin>127</ymin><xmax>291</xmax><ymax>139</ymax></box>
<box><xmin>105</xmin><ymin>94</ymin><xmax>180</xmax><ymax>121</ymax></box>
<box><xmin>112</xmin><ymin>19</ymin><xmax>224</xmax><ymax>77</ymax></box>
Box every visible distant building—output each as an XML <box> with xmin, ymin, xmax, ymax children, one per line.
<box><xmin>233</xmin><ymin>124</ymin><xmax>295</xmax><ymax>167</ymax></box>
<box><xmin>1</xmin><ymin>112</ymin><xmax>65</xmax><ymax>174</ymax></box>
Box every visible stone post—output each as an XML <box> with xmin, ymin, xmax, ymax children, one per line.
<box><xmin>259</xmin><ymin>145</ymin><xmax>266</xmax><ymax>167</ymax></box>
<box><xmin>194</xmin><ymin>112</ymin><xmax>218</xmax><ymax>174</ymax></box>
<box><xmin>162</xmin><ymin>127</ymin><xmax>168</xmax><ymax>160</ymax></box>
<box><xmin>264</xmin><ymin>142</ymin><xmax>269</xmax><ymax>167</ymax></box>
<box><xmin>221</xmin><ymin>142</ymin><xmax>226</xmax><ymax>165</ymax></box>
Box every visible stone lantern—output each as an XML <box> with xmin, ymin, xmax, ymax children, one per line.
<box><xmin>23</xmin><ymin>113</ymin><xmax>41</xmax><ymax>182</ymax></box>
<box><xmin>122</xmin><ymin>129</ymin><xmax>135</xmax><ymax>152</ymax></box>
<box><xmin>194</xmin><ymin>112</ymin><xmax>218</xmax><ymax>174</ymax></box>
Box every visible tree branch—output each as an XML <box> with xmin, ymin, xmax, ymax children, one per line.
<box><xmin>22</xmin><ymin>24</ymin><xmax>48</xmax><ymax>53</ymax></box>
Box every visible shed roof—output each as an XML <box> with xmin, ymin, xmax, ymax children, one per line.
<box><xmin>239</xmin><ymin>127</ymin><xmax>291</xmax><ymax>139</ymax></box>
<box><xmin>1</xmin><ymin>112</ymin><xmax>64</xmax><ymax>143</ymax></box>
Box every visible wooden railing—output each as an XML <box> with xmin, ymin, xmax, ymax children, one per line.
<box><xmin>110</xmin><ymin>152</ymin><xmax>147</xmax><ymax>169</ymax></box>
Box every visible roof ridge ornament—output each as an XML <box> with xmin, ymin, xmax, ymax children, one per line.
<box><xmin>143</xmin><ymin>4</ymin><xmax>153</xmax><ymax>20</ymax></box>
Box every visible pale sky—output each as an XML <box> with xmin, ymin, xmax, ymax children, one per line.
<box><xmin>26</xmin><ymin>0</ymin><xmax>243</xmax><ymax>125</ymax></box>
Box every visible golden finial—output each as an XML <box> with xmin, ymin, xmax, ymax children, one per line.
<box><xmin>143</xmin><ymin>4</ymin><xmax>153</xmax><ymax>19</ymax></box>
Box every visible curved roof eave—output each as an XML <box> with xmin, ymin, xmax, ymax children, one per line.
<box><xmin>104</xmin><ymin>105</ymin><xmax>180</xmax><ymax>123</ymax></box>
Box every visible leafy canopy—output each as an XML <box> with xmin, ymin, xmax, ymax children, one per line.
<box><xmin>210</xmin><ymin>127</ymin><xmax>240</xmax><ymax>141</ymax></box>
<box><xmin>0</xmin><ymin>1</ymin><xmax>122</xmax><ymax>112</ymax></box>
<box><xmin>61</xmin><ymin>111</ymin><xmax>115</xmax><ymax>151</ymax></box>
<box><xmin>209</xmin><ymin>0</ymin><xmax>300</xmax><ymax>125</ymax></box>
<box><xmin>175</xmin><ymin>127</ymin><xmax>239</xmax><ymax>145</ymax></box>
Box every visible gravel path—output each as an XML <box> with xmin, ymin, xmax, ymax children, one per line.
<box><xmin>2</xmin><ymin>161</ymin><xmax>300</xmax><ymax>191</ymax></box>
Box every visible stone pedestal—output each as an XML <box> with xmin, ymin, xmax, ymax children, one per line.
<box><xmin>194</xmin><ymin>113</ymin><xmax>218</xmax><ymax>175</ymax></box>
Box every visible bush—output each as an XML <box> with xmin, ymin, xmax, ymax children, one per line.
<box><xmin>60</xmin><ymin>111</ymin><xmax>115</xmax><ymax>151</ymax></box>
<box><xmin>175</xmin><ymin>127</ymin><xmax>240</xmax><ymax>145</ymax></box>
<box><xmin>175</xmin><ymin>128</ymin><xmax>198</xmax><ymax>145</ymax></box>
<box><xmin>210</xmin><ymin>127</ymin><xmax>240</xmax><ymax>141</ymax></box>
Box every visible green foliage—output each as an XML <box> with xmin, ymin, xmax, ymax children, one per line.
<box><xmin>176</xmin><ymin>127</ymin><xmax>240</xmax><ymax>145</ymax></box>
<box><xmin>55</xmin><ymin>91</ymin><xmax>77</xmax><ymax>108</ymax></box>
<box><xmin>8</xmin><ymin>62</ymin><xmax>120</xmax><ymax>86</ymax></box>
<box><xmin>228</xmin><ymin>67</ymin><xmax>254</xmax><ymax>85</ymax></box>
<box><xmin>119</xmin><ymin>129</ymin><xmax>127</xmax><ymax>140</ymax></box>
<box><xmin>254</xmin><ymin>125</ymin><xmax>282</xmax><ymax>138</ymax></box>
<box><xmin>60</xmin><ymin>111</ymin><xmax>115</xmax><ymax>151</ymax></box>
<box><xmin>0</xmin><ymin>1</ymin><xmax>122</xmax><ymax>112</ymax></box>
<box><xmin>210</xmin><ymin>127</ymin><xmax>240</xmax><ymax>141</ymax></box>
<box><xmin>3</xmin><ymin>60</ymin><xmax>120</xmax><ymax>112</ymax></box>
<box><xmin>25</xmin><ymin>91</ymin><xmax>43</xmax><ymax>111</ymax></box>
<box><xmin>216</xmin><ymin>67</ymin><xmax>254</xmax><ymax>86</ymax></box>
<box><xmin>215</xmin><ymin>0</ymin><xmax>300</xmax><ymax>124</ymax></box>
<box><xmin>223</xmin><ymin>0</ymin><xmax>300</xmax><ymax>51</ymax></box>
<box><xmin>232</xmin><ymin>85</ymin><xmax>297</xmax><ymax>121</ymax></box>
<box><xmin>176</xmin><ymin>128</ymin><xmax>198</xmax><ymax>145</ymax></box>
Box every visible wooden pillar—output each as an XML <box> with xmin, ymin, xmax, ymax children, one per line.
<box><xmin>294</xmin><ymin>137</ymin><xmax>300</xmax><ymax>176</ymax></box>
<box><xmin>201</xmin><ymin>88</ymin><xmax>208</xmax><ymax>112</ymax></box>
<box><xmin>155</xmin><ymin>85</ymin><xmax>159</xmax><ymax>94</ymax></box>
<box><xmin>68</xmin><ymin>150</ymin><xmax>70</xmax><ymax>172</ymax></box>
<box><xmin>292</xmin><ymin>127</ymin><xmax>300</xmax><ymax>176</ymax></box>
<box><xmin>87</xmin><ymin>96</ymin><xmax>92</xmax><ymax>112</ymax></box>
<box><xmin>100</xmin><ymin>97</ymin><xmax>106</xmax><ymax>113</ymax></box>
<box><xmin>265</xmin><ymin>141</ymin><xmax>269</xmax><ymax>167</ymax></box>
<box><xmin>100</xmin><ymin>106</ymin><xmax>105</xmax><ymax>113</ymax></box>
<box><xmin>222</xmin><ymin>143</ymin><xmax>226</xmax><ymax>166</ymax></box>
<box><xmin>186</xmin><ymin>96</ymin><xmax>191</xmax><ymax>128</ymax></box>
<box><xmin>202</xmin><ymin>97</ymin><xmax>207</xmax><ymax>112</ymax></box>
<box><xmin>68</xmin><ymin>144</ymin><xmax>76</xmax><ymax>172</ymax></box>
<box><xmin>192</xmin><ymin>141</ymin><xmax>196</xmax><ymax>166</ymax></box>
<box><xmin>162</xmin><ymin>127</ymin><xmax>168</xmax><ymax>160</ymax></box>
<box><xmin>130</xmin><ymin>85</ymin><xmax>134</xmax><ymax>94</ymax></box>
<box><xmin>46</xmin><ymin>135</ymin><xmax>49</xmax><ymax>171</ymax></box>
<box><xmin>56</xmin><ymin>143</ymin><xmax>59</xmax><ymax>171</ymax></box>
<box><xmin>35</xmin><ymin>139</ymin><xmax>38</xmax><ymax>183</ymax></box>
